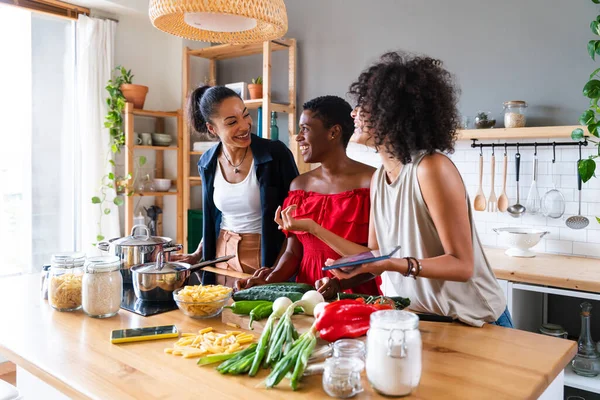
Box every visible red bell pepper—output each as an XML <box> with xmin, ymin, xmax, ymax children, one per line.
<box><xmin>316</xmin><ymin>300</ymin><xmax>380</xmax><ymax>342</ymax></box>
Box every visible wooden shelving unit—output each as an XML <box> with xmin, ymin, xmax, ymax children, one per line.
<box><xmin>181</xmin><ymin>39</ymin><xmax>305</xmax><ymax>252</ymax></box>
<box><xmin>457</xmin><ymin>125</ymin><xmax>587</xmax><ymax>140</ymax></box>
<box><xmin>123</xmin><ymin>102</ymin><xmax>183</xmax><ymax>245</ymax></box>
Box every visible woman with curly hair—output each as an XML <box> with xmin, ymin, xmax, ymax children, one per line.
<box><xmin>277</xmin><ymin>52</ymin><xmax>511</xmax><ymax>327</ymax></box>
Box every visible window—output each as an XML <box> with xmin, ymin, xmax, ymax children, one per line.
<box><xmin>0</xmin><ymin>5</ymin><xmax>77</xmax><ymax>275</ymax></box>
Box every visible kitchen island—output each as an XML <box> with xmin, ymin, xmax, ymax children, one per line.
<box><xmin>0</xmin><ymin>274</ymin><xmax>575</xmax><ymax>400</ymax></box>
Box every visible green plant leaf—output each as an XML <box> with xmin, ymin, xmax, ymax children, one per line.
<box><xmin>579</xmin><ymin>158</ymin><xmax>597</xmax><ymax>182</ymax></box>
<box><xmin>592</xmin><ymin>21</ymin><xmax>600</xmax><ymax>36</ymax></box>
<box><xmin>109</xmin><ymin>159</ymin><xmax>115</xmax><ymax>166</ymax></box>
<box><xmin>104</xmin><ymin>208</ymin><xmax>111</xmax><ymax>215</ymax></box>
<box><xmin>596</xmin><ymin>216</ymin><xmax>600</xmax><ymax>224</ymax></box>
<box><xmin>107</xmin><ymin>183</ymin><xmax>114</xmax><ymax>189</ymax></box>
<box><xmin>96</xmin><ymin>235</ymin><xmax>105</xmax><ymax>242</ymax></box>
<box><xmin>111</xmin><ymin>144</ymin><xmax>118</xmax><ymax>153</ymax></box>
<box><xmin>589</xmin><ymin>41</ymin><xmax>597</xmax><ymax>60</ymax></box>
<box><xmin>590</xmin><ymin>67</ymin><xmax>600</xmax><ymax>80</ymax></box>
<box><xmin>108</xmin><ymin>172</ymin><xmax>115</xmax><ymax>180</ymax></box>
<box><xmin>594</xmin><ymin>0</ymin><xmax>600</xmax><ymax>4</ymax></box>
<box><xmin>580</xmin><ymin>110</ymin><xmax>596</xmax><ymax>125</ymax></box>
<box><xmin>139</xmin><ymin>156</ymin><xmax>147</xmax><ymax>166</ymax></box>
<box><xmin>572</xmin><ymin>128</ymin><xmax>585</xmax><ymax>140</ymax></box>
<box><xmin>583</xmin><ymin>80</ymin><xmax>600</xmax><ymax>98</ymax></box>
<box><xmin>589</xmin><ymin>122</ymin><xmax>600</xmax><ymax>137</ymax></box>
<box><xmin>127</xmin><ymin>191</ymin><xmax>134</xmax><ymax>197</ymax></box>
<box><xmin>91</xmin><ymin>196</ymin><xmax>101</xmax><ymax>204</ymax></box>
<box><xmin>596</xmin><ymin>41</ymin><xmax>600</xmax><ymax>56</ymax></box>
<box><xmin>126</xmin><ymin>173</ymin><xmax>132</xmax><ymax>179</ymax></box>
<box><xmin>114</xmin><ymin>197</ymin><xmax>124</xmax><ymax>206</ymax></box>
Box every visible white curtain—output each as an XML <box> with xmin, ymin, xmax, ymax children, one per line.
<box><xmin>76</xmin><ymin>15</ymin><xmax>119</xmax><ymax>256</ymax></box>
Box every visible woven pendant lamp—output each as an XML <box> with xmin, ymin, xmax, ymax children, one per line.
<box><xmin>149</xmin><ymin>0</ymin><xmax>288</xmax><ymax>44</ymax></box>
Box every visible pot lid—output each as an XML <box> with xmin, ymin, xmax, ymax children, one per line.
<box><xmin>133</xmin><ymin>261</ymin><xmax>189</xmax><ymax>274</ymax></box>
<box><xmin>110</xmin><ymin>225</ymin><xmax>171</xmax><ymax>246</ymax></box>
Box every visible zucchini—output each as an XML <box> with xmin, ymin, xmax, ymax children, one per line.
<box><xmin>233</xmin><ymin>283</ymin><xmax>314</xmax><ymax>302</ymax></box>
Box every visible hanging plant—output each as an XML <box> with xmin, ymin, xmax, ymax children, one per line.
<box><xmin>91</xmin><ymin>66</ymin><xmax>146</xmax><ymax>243</ymax></box>
<box><xmin>573</xmin><ymin>2</ymin><xmax>600</xmax><ymax>224</ymax></box>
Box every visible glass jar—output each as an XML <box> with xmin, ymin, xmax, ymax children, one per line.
<box><xmin>503</xmin><ymin>101</ymin><xmax>528</xmax><ymax>128</ymax></box>
<box><xmin>333</xmin><ymin>339</ymin><xmax>366</xmax><ymax>362</ymax></box>
<box><xmin>366</xmin><ymin>310</ymin><xmax>422</xmax><ymax>397</ymax></box>
<box><xmin>82</xmin><ymin>256</ymin><xmax>123</xmax><ymax>318</ymax></box>
<box><xmin>40</xmin><ymin>264</ymin><xmax>51</xmax><ymax>300</ymax></box>
<box><xmin>48</xmin><ymin>252</ymin><xmax>85</xmax><ymax>311</ymax></box>
<box><xmin>322</xmin><ymin>357</ymin><xmax>364</xmax><ymax>398</ymax></box>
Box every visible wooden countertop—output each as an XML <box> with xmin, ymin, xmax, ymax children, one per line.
<box><xmin>0</xmin><ymin>274</ymin><xmax>575</xmax><ymax>400</ymax></box>
<box><xmin>486</xmin><ymin>247</ymin><xmax>600</xmax><ymax>292</ymax></box>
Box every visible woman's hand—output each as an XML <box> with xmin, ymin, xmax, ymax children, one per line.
<box><xmin>275</xmin><ymin>205</ymin><xmax>317</xmax><ymax>233</ymax></box>
<box><xmin>315</xmin><ymin>277</ymin><xmax>342</xmax><ymax>300</ymax></box>
<box><xmin>170</xmin><ymin>251</ymin><xmax>202</xmax><ymax>265</ymax></box>
<box><xmin>234</xmin><ymin>267</ymin><xmax>272</xmax><ymax>291</ymax></box>
<box><xmin>325</xmin><ymin>258</ymin><xmax>388</xmax><ymax>280</ymax></box>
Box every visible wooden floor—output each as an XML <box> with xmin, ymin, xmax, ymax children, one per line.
<box><xmin>0</xmin><ymin>361</ymin><xmax>16</xmax><ymax>386</ymax></box>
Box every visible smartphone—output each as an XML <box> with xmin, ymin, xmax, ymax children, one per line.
<box><xmin>322</xmin><ymin>245</ymin><xmax>401</xmax><ymax>271</ymax></box>
<box><xmin>110</xmin><ymin>325</ymin><xmax>179</xmax><ymax>344</ymax></box>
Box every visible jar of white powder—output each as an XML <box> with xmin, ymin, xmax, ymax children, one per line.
<box><xmin>366</xmin><ymin>310</ymin><xmax>422</xmax><ymax>397</ymax></box>
<box><xmin>82</xmin><ymin>256</ymin><xmax>122</xmax><ymax>318</ymax></box>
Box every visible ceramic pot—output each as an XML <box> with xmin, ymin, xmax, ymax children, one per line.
<box><xmin>248</xmin><ymin>84</ymin><xmax>263</xmax><ymax>100</ymax></box>
<box><xmin>121</xmin><ymin>84</ymin><xmax>149</xmax><ymax>109</ymax></box>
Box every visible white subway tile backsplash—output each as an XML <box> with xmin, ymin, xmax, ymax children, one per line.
<box><xmin>453</xmin><ymin>144</ymin><xmax>599</xmax><ymax>258</ymax></box>
<box><xmin>546</xmin><ymin>239</ymin><xmax>573</xmax><ymax>254</ymax></box>
<box><xmin>573</xmin><ymin>242</ymin><xmax>600</xmax><ymax>257</ymax></box>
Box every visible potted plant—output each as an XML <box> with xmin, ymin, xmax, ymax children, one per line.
<box><xmin>116</xmin><ymin>66</ymin><xmax>149</xmax><ymax>109</ymax></box>
<box><xmin>572</xmin><ymin>0</ymin><xmax>600</xmax><ymax>225</ymax></box>
<box><xmin>248</xmin><ymin>76</ymin><xmax>263</xmax><ymax>100</ymax></box>
<box><xmin>474</xmin><ymin>111</ymin><xmax>496</xmax><ymax>129</ymax></box>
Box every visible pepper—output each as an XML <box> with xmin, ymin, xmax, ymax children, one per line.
<box><xmin>316</xmin><ymin>300</ymin><xmax>379</xmax><ymax>342</ymax></box>
<box><xmin>249</xmin><ymin>303</ymin><xmax>273</xmax><ymax>329</ymax></box>
<box><xmin>224</xmin><ymin>300</ymin><xmax>272</xmax><ymax>315</ymax></box>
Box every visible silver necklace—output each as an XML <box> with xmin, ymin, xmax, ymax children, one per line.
<box><xmin>222</xmin><ymin>146</ymin><xmax>248</xmax><ymax>174</ymax></box>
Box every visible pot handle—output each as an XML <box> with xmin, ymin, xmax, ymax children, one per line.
<box><xmin>98</xmin><ymin>242</ymin><xmax>110</xmax><ymax>252</ymax></box>
<box><xmin>130</xmin><ymin>224</ymin><xmax>150</xmax><ymax>240</ymax></box>
<box><xmin>163</xmin><ymin>244</ymin><xmax>183</xmax><ymax>253</ymax></box>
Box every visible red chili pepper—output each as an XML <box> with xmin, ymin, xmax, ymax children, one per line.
<box><xmin>355</xmin><ymin>297</ymin><xmax>365</xmax><ymax>303</ymax></box>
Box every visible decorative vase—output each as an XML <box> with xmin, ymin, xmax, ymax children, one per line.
<box><xmin>120</xmin><ymin>84</ymin><xmax>149</xmax><ymax>109</ymax></box>
<box><xmin>248</xmin><ymin>84</ymin><xmax>263</xmax><ymax>100</ymax></box>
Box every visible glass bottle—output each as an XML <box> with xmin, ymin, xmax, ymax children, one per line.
<box><xmin>572</xmin><ymin>302</ymin><xmax>600</xmax><ymax>377</ymax></box>
<box><xmin>257</xmin><ymin>106</ymin><xmax>263</xmax><ymax>137</ymax></box>
<box><xmin>270</xmin><ymin>111</ymin><xmax>279</xmax><ymax>141</ymax></box>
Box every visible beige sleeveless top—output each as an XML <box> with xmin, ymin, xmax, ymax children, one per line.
<box><xmin>372</xmin><ymin>151</ymin><xmax>506</xmax><ymax>327</ymax></box>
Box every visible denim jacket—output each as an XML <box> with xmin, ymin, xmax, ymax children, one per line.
<box><xmin>198</xmin><ymin>134</ymin><xmax>299</xmax><ymax>268</ymax></box>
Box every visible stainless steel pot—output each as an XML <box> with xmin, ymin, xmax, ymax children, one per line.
<box><xmin>130</xmin><ymin>255</ymin><xmax>235</xmax><ymax>302</ymax></box>
<box><xmin>98</xmin><ymin>225</ymin><xmax>182</xmax><ymax>283</ymax></box>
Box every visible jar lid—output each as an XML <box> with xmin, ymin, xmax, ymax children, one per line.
<box><xmin>85</xmin><ymin>256</ymin><xmax>122</xmax><ymax>273</ymax></box>
<box><xmin>503</xmin><ymin>100</ymin><xmax>528</xmax><ymax>107</ymax></box>
<box><xmin>539</xmin><ymin>323</ymin><xmax>567</xmax><ymax>336</ymax></box>
<box><xmin>370</xmin><ymin>310</ymin><xmax>419</xmax><ymax>330</ymax></box>
<box><xmin>51</xmin><ymin>252</ymin><xmax>86</xmax><ymax>268</ymax></box>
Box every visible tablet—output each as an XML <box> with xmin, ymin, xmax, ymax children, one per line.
<box><xmin>322</xmin><ymin>245</ymin><xmax>401</xmax><ymax>271</ymax></box>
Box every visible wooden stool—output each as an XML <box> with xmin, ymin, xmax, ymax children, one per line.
<box><xmin>0</xmin><ymin>378</ymin><xmax>22</xmax><ymax>400</ymax></box>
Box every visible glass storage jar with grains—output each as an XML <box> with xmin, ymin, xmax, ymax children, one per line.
<box><xmin>82</xmin><ymin>256</ymin><xmax>123</xmax><ymax>318</ymax></box>
<box><xmin>503</xmin><ymin>101</ymin><xmax>528</xmax><ymax>128</ymax></box>
<box><xmin>48</xmin><ymin>252</ymin><xmax>86</xmax><ymax>311</ymax></box>
<box><xmin>366</xmin><ymin>310</ymin><xmax>422</xmax><ymax>397</ymax></box>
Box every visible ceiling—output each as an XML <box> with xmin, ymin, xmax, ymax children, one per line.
<box><xmin>71</xmin><ymin>0</ymin><xmax>148</xmax><ymax>16</ymax></box>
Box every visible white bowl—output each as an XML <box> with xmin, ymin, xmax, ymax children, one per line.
<box><xmin>153</xmin><ymin>178</ymin><xmax>172</xmax><ymax>192</ymax></box>
<box><xmin>493</xmin><ymin>227</ymin><xmax>549</xmax><ymax>258</ymax></box>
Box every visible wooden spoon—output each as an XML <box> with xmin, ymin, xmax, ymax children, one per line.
<box><xmin>473</xmin><ymin>153</ymin><xmax>487</xmax><ymax>211</ymax></box>
<box><xmin>497</xmin><ymin>154</ymin><xmax>509</xmax><ymax>212</ymax></box>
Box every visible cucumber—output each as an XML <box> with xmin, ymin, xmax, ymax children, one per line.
<box><xmin>233</xmin><ymin>283</ymin><xmax>314</xmax><ymax>302</ymax></box>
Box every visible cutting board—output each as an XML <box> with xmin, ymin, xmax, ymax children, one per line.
<box><xmin>221</xmin><ymin>307</ymin><xmax>316</xmax><ymax>334</ymax></box>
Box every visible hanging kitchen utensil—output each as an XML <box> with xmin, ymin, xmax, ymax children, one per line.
<box><xmin>541</xmin><ymin>143</ymin><xmax>565</xmax><ymax>218</ymax></box>
<box><xmin>525</xmin><ymin>144</ymin><xmax>541</xmax><ymax>214</ymax></box>
<box><xmin>566</xmin><ymin>144</ymin><xmax>590</xmax><ymax>229</ymax></box>
<box><xmin>487</xmin><ymin>145</ymin><xmax>497</xmax><ymax>212</ymax></box>
<box><xmin>497</xmin><ymin>144</ymin><xmax>509</xmax><ymax>212</ymax></box>
<box><xmin>473</xmin><ymin>144</ymin><xmax>487</xmax><ymax>211</ymax></box>
<box><xmin>507</xmin><ymin>145</ymin><xmax>526</xmax><ymax>218</ymax></box>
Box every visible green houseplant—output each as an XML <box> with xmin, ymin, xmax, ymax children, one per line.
<box><xmin>572</xmin><ymin>0</ymin><xmax>600</xmax><ymax>224</ymax></box>
<box><xmin>91</xmin><ymin>66</ymin><xmax>146</xmax><ymax>243</ymax></box>
<box><xmin>248</xmin><ymin>76</ymin><xmax>263</xmax><ymax>100</ymax></box>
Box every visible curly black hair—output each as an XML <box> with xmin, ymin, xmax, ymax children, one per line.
<box><xmin>349</xmin><ymin>51</ymin><xmax>460</xmax><ymax>164</ymax></box>
<box><xmin>303</xmin><ymin>95</ymin><xmax>354</xmax><ymax>148</ymax></box>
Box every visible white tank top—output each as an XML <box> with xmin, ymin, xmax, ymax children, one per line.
<box><xmin>213</xmin><ymin>159</ymin><xmax>262</xmax><ymax>234</ymax></box>
<box><xmin>371</xmin><ymin>151</ymin><xmax>506</xmax><ymax>327</ymax></box>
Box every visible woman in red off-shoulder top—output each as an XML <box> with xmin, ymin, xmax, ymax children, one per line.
<box><xmin>236</xmin><ymin>96</ymin><xmax>380</xmax><ymax>297</ymax></box>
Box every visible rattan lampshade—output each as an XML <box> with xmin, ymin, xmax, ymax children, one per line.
<box><xmin>149</xmin><ymin>0</ymin><xmax>288</xmax><ymax>44</ymax></box>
